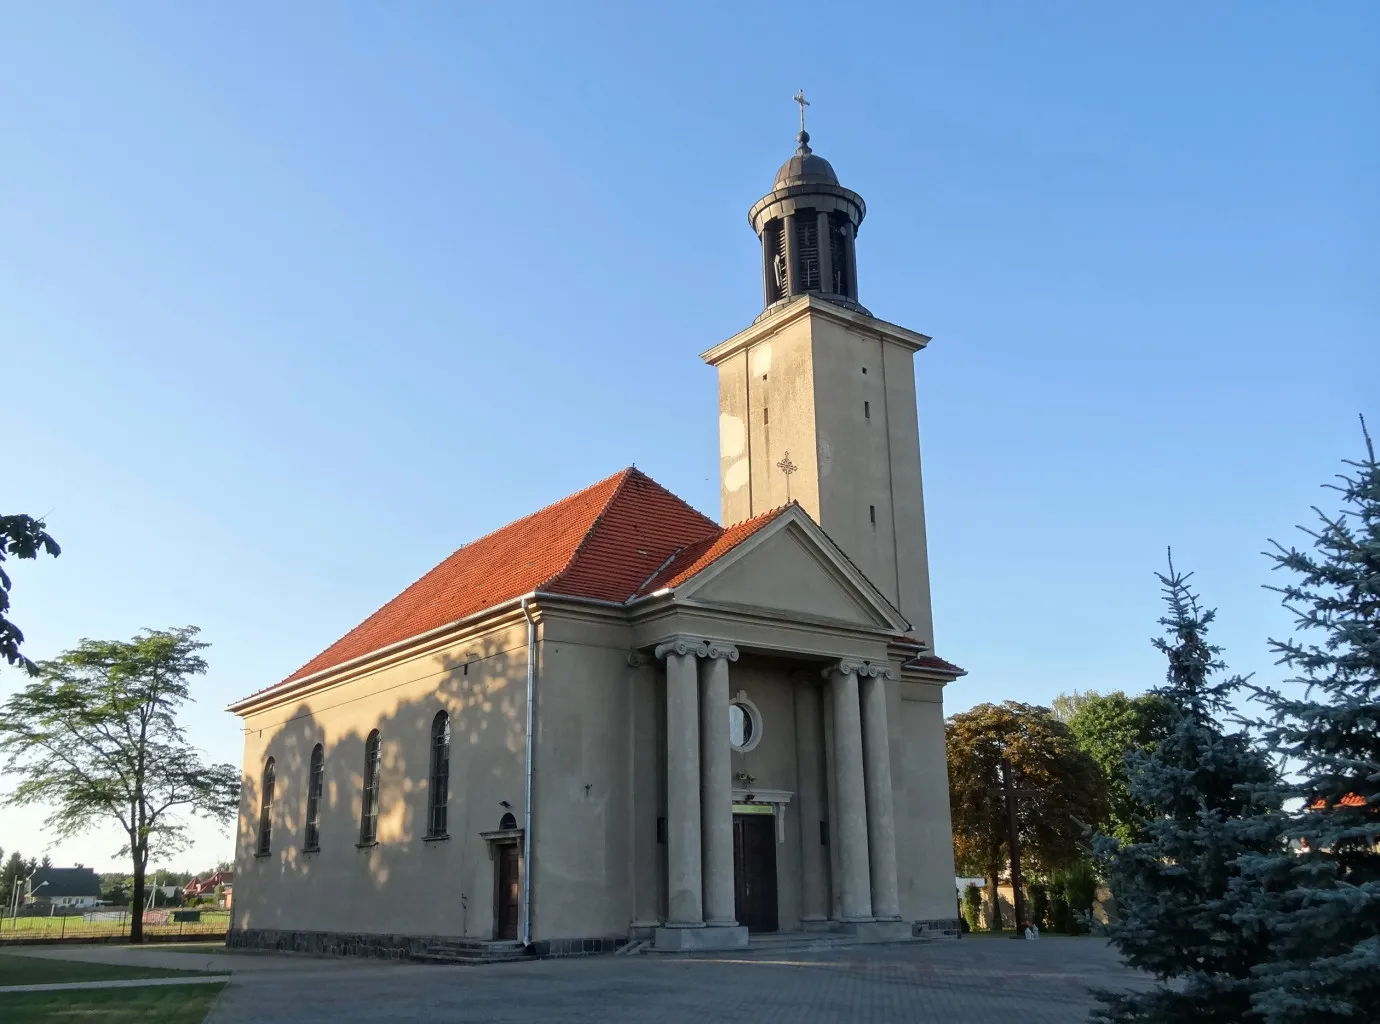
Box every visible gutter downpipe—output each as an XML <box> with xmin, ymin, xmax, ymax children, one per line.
<box><xmin>519</xmin><ymin>595</ymin><xmax>537</xmax><ymax>948</ymax></box>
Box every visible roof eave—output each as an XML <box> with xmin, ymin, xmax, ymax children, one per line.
<box><xmin>226</xmin><ymin>593</ymin><xmax>536</xmax><ymax>715</ymax></box>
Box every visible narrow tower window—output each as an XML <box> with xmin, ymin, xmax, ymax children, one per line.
<box><xmin>864</xmin><ymin>401</ymin><xmax>871</xmax><ymax>419</ymax></box>
<box><xmin>870</xmin><ymin>505</ymin><xmax>877</xmax><ymax>529</ymax></box>
<box><xmin>763</xmin><ymin>406</ymin><xmax>769</xmax><ymax>425</ymax></box>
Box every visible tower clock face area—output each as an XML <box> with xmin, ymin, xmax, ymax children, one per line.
<box><xmin>703</xmin><ymin>117</ymin><xmax>939</xmax><ymax>648</ymax></box>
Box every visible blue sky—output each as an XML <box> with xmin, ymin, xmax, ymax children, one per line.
<box><xmin>2</xmin><ymin>2</ymin><xmax>1375</xmax><ymax>872</ymax></box>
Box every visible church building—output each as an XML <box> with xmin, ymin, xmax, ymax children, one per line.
<box><xmin>228</xmin><ymin>111</ymin><xmax>964</xmax><ymax>957</ymax></box>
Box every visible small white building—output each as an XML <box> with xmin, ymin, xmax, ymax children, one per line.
<box><xmin>29</xmin><ymin>867</ymin><xmax>101</xmax><ymax>909</ymax></box>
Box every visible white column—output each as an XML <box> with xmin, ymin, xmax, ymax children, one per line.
<box><xmin>860</xmin><ymin>664</ymin><xmax>901</xmax><ymax>921</ymax></box>
<box><xmin>794</xmin><ymin>681</ymin><xmax>828</xmax><ymax>924</ymax></box>
<box><xmin>657</xmin><ymin>638</ymin><xmax>706</xmax><ymax>927</ymax></box>
<box><xmin>825</xmin><ymin>660</ymin><xmax>873</xmax><ymax>921</ymax></box>
<box><xmin>699</xmin><ymin>642</ymin><xmax>739</xmax><ymax>927</ymax></box>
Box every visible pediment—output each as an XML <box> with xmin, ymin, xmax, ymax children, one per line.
<box><xmin>673</xmin><ymin>510</ymin><xmax>909</xmax><ymax>633</ymax></box>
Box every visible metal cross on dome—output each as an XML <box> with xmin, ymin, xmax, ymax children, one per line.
<box><xmin>794</xmin><ymin>89</ymin><xmax>809</xmax><ymax>133</ymax></box>
<box><xmin>776</xmin><ymin>451</ymin><xmax>798</xmax><ymax>501</ymax></box>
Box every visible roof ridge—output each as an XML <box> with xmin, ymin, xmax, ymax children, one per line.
<box><xmin>544</xmin><ymin>468</ymin><xmax>720</xmax><ymax>596</ymax></box>
<box><xmin>539</xmin><ymin>467</ymin><xmax>644</xmax><ymax>594</ymax></box>
<box><xmin>273</xmin><ymin>467</ymin><xmax>636</xmax><ymax>687</ymax></box>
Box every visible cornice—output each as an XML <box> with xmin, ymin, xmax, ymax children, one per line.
<box><xmin>227</xmin><ymin>600</ymin><xmax>532</xmax><ymax>717</ymax></box>
<box><xmin>701</xmin><ymin>294</ymin><xmax>931</xmax><ymax>367</ymax></box>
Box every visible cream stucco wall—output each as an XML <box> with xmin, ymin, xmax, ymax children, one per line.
<box><xmin>895</xmin><ymin>679</ymin><xmax>959</xmax><ymax>921</ymax></box>
<box><xmin>231</xmin><ymin>619</ymin><xmax>530</xmax><ymax>941</ymax></box>
<box><xmin>528</xmin><ymin>616</ymin><xmax>637</xmax><ymax>939</ymax></box>
<box><xmin>707</xmin><ymin>298</ymin><xmax>937</xmax><ymax>647</ymax></box>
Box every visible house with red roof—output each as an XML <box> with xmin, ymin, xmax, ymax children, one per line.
<box><xmin>227</xmin><ymin>117</ymin><xmax>966</xmax><ymax>959</ymax></box>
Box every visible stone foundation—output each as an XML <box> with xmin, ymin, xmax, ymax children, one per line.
<box><xmin>913</xmin><ymin>917</ymin><xmax>962</xmax><ymax>940</ymax></box>
<box><xmin>528</xmin><ymin>936</ymin><xmax>625</xmax><ymax>957</ymax></box>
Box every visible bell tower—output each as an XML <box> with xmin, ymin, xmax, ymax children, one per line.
<box><xmin>702</xmin><ymin>97</ymin><xmax>939</xmax><ymax>647</ymax></box>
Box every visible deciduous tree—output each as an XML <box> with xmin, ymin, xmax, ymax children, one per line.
<box><xmin>1066</xmin><ymin>690</ymin><xmax>1172</xmax><ymax>844</ymax></box>
<box><xmin>0</xmin><ymin>626</ymin><xmax>238</xmax><ymax>941</ymax></box>
<box><xmin>0</xmin><ymin>514</ymin><xmax>61</xmax><ymax>675</ymax></box>
<box><xmin>946</xmin><ymin>701</ymin><xmax>1106</xmax><ymax>930</ymax></box>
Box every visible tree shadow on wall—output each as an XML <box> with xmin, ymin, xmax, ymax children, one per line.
<box><xmin>233</xmin><ymin>631</ymin><xmax>536</xmax><ymax>944</ymax></box>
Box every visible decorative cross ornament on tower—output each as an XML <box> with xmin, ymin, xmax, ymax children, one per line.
<box><xmin>793</xmin><ymin>89</ymin><xmax>809</xmax><ymax>133</ymax></box>
<box><xmin>776</xmin><ymin>451</ymin><xmax>797</xmax><ymax>501</ymax></box>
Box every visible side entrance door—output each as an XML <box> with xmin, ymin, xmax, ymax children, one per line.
<box><xmin>733</xmin><ymin>813</ymin><xmax>779</xmax><ymax>933</ymax></box>
<box><xmin>496</xmin><ymin>843</ymin><xmax>520</xmax><ymax>940</ymax></box>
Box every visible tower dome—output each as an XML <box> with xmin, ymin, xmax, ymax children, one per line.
<box><xmin>749</xmin><ymin>94</ymin><xmax>868</xmax><ymax>317</ymax></box>
<box><xmin>773</xmin><ymin>132</ymin><xmax>839</xmax><ymax>188</ymax></box>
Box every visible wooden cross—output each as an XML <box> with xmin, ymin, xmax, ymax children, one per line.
<box><xmin>794</xmin><ymin>89</ymin><xmax>809</xmax><ymax>133</ymax></box>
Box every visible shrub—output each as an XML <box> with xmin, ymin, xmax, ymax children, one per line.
<box><xmin>961</xmin><ymin>883</ymin><xmax>983</xmax><ymax>932</ymax></box>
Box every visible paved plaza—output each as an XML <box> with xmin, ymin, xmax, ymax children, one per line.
<box><xmin>14</xmin><ymin>936</ymin><xmax>1152</xmax><ymax>1023</ymax></box>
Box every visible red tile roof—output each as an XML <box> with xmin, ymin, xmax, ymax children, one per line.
<box><xmin>907</xmin><ymin>653</ymin><xmax>967</xmax><ymax>677</ymax></box>
<box><xmin>636</xmin><ymin>505</ymin><xmax>790</xmax><ymax>594</ymax></box>
<box><xmin>1308</xmin><ymin>793</ymin><xmax>1368</xmax><ymax>810</ymax></box>
<box><xmin>263</xmin><ymin>469</ymin><xmax>786</xmax><ymax>696</ymax></box>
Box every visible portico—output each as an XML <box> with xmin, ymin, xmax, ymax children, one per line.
<box><xmin>648</xmin><ymin>631</ymin><xmax>907</xmax><ymax>951</ymax></box>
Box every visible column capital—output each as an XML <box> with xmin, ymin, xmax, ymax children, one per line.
<box><xmin>860</xmin><ymin>661</ymin><xmax>897</xmax><ymax>681</ymax></box>
<box><xmin>655</xmin><ymin>636</ymin><xmax>710</xmax><ymax>660</ymax></box>
<box><xmin>653</xmin><ymin>636</ymin><xmax>739</xmax><ymax>662</ymax></box>
<box><xmin>704</xmin><ymin>641</ymin><xmax>739</xmax><ymax>662</ymax></box>
<box><xmin>822</xmin><ymin>658</ymin><xmax>867</xmax><ymax>680</ymax></box>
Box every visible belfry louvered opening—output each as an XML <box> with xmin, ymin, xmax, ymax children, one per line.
<box><xmin>794</xmin><ymin>210</ymin><xmax>821</xmax><ymax>292</ymax></box>
<box><xmin>765</xmin><ymin>219</ymin><xmax>787</xmax><ymax>303</ymax></box>
<box><xmin>828</xmin><ymin>212</ymin><xmax>850</xmax><ymax>296</ymax></box>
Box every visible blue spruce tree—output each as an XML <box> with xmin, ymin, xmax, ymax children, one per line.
<box><xmin>1093</xmin><ymin>558</ymin><xmax>1280</xmax><ymax>1023</ymax></box>
<box><xmin>1234</xmin><ymin>417</ymin><xmax>1380</xmax><ymax>1023</ymax></box>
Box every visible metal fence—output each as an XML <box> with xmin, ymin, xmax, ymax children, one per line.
<box><xmin>0</xmin><ymin>907</ymin><xmax>229</xmax><ymax>944</ymax></box>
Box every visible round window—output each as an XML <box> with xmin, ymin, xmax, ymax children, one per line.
<box><xmin>729</xmin><ymin>697</ymin><xmax>762</xmax><ymax>752</ymax></box>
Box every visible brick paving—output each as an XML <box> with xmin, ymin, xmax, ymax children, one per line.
<box><xmin>199</xmin><ymin>937</ymin><xmax>1151</xmax><ymax>1023</ymax></box>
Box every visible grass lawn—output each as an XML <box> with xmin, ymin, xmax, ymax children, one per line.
<box><xmin>0</xmin><ymin>953</ymin><xmax>210</xmax><ymax>986</ymax></box>
<box><xmin>0</xmin><ymin>983</ymin><xmax>225</xmax><ymax>1023</ymax></box>
<box><xmin>0</xmin><ymin>912</ymin><xmax>230</xmax><ymax>942</ymax></box>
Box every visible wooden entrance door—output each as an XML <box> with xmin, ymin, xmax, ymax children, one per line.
<box><xmin>733</xmin><ymin>813</ymin><xmax>779</xmax><ymax>933</ymax></box>
<box><xmin>496</xmin><ymin>843</ymin><xmax>520</xmax><ymax>940</ymax></box>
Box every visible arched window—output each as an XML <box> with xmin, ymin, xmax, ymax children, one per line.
<box><xmin>499</xmin><ymin>812</ymin><xmax>517</xmax><ymax>831</ymax></box>
<box><xmin>257</xmin><ymin>758</ymin><xmax>276</xmax><ymax>855</ymax></box>
<box><xmin>359</xmin><ymin>730</ymin><xmax>381</xmax><ymax>845</ymax></box>
<box><xmin>304</xmin><ymin>744</ymin><xmax>324</xmax><ymax>851</ymax></box>
<box><xmin>427</xmin><ymin>712</ymin><xmax>451</xmax><ymax>838</ymax></box>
